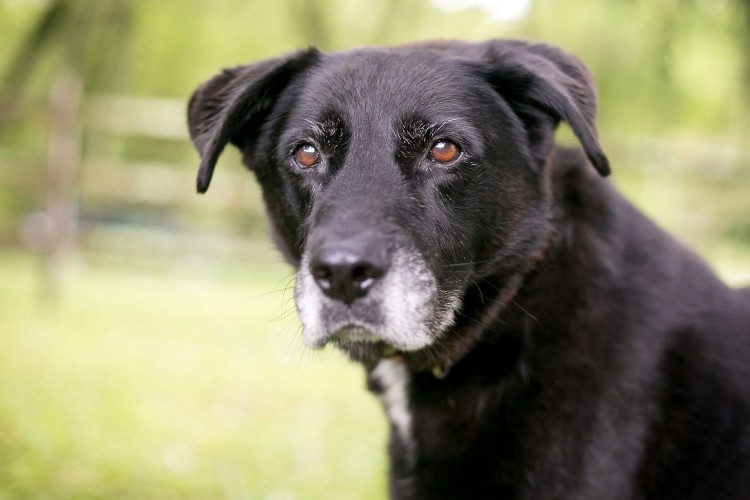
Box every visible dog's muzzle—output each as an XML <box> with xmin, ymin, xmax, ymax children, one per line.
<box><xmin>294</xmin><ymin>232</ymin><xmax>456</xmax><ymax>352</ymax></box>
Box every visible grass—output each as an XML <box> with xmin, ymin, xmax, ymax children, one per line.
<box><xmin>0</xmin><ymin>248</ymin><xmax>388</xmax><ymax>499</ymax></box>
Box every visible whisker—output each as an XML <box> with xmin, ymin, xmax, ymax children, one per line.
<box><xmin>474</xmin><ymin>277</ymin><xmax>538</xmax><ymax>322</ymax></box>
<box><xmin>512</xmin><ymin>299</ymin><xmax>538</xmax><ymax>322</ymax></box>
<box><xmin>442</xmin><ymin>258</ymin><xmax>497</xmax><ymax>269</ymax></box>
<box><xmin>281</xmin><ymin>296</ymin><xmax>298</xmax><ymax>321</ymax></box>
<box><xmin>231</xmin><ymin>285</ymin><xmax>292</xmax><ymax>307</ymax></box>
<box><xmin>231</xmin><ymin>273</ymin><xmax>296</xmax><ymax>307</ymax></box>
<box><xmin>279</xmin><ymin>275</ymin><xmax>296</xmax><ymax>309</ymax></box>
<box><xmin>284</xmin><ymin>322</ymin><xmax>302</xmax><ymax>356</ymax></box>
<box><xmin>298</xmin><ymin>343</ymin><xmax>309</xmax><ymax>368</ymax></box>
<box><xmin>468</xmin><ymin>278</ymin><xmax>485</xmax><ymax>304</ymax></box>
<box><xmin>458</xmin><ymin>309</ymin><xmax>484</xmax><ymax>327</ymax></box>
<box><xmin>269</xmin><ymin>296</ymin><xmax>298</xmax><ymax>322</ymax></box>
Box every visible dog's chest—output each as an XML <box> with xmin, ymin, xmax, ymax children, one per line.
<box><xmin>368</xmin><ymin>359</ymin><xmax>514</xmax><ymax>460</ymax></box>
<box><xmin>368</xmin><ymin>358</ymin><xmax>528</xmax><ymax>498</ymax></box>
<box><xmin>369</xmin><ymin>359</ymin><xmax>416</xmax><ymax>456</ymax></box>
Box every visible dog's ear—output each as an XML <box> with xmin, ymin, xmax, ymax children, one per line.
<box><xmin>477</xmin><ymin>40</ymin><xmax>609</xmax><ymax>176</ymax></box>
<box><xmin>187</xmin><ymin>49</ymin><xmax>320</xmax><ymax>193</ymax></box>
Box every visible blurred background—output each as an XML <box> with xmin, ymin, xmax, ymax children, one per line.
<box><xmin>1</xmin><ymin>0</ymin><xmax>749</xmax><ymax>498</ymax></box>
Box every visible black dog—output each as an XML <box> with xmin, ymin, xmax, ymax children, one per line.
<box><xmin>188</xmin><ymin>40</ymin><xmax>750</xmax><ymax>499</ymax></box>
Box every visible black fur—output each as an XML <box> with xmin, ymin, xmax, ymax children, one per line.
<box><xmin>188</xmin><ymin>40</ymin><xmax>750</xmax><ymax>499</ymax></box>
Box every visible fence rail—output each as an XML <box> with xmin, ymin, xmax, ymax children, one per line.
<box><xmin>1</xmin><ymin>90</ymin><xmax>749</xmax><ymax>296</ymax></box>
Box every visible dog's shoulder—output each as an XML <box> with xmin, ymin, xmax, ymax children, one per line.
<box><xmin>547</xmin><ymin>146</ymin><xmax>741</xmax><ymax>299</ymax></box>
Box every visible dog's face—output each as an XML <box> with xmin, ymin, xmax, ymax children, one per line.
<box><xmin>188</xmin><ymin>40</ymin><xmax>608</xmax><ymax>369</ymax></box>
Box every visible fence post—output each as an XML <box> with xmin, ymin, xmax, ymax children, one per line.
<box><xmin>42</xmin><ymin>66</ymin><xmax>82</xmax><ymax>301</ymax></box>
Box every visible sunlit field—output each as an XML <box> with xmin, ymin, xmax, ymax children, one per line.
<box><xmin>0</xmin><ymin>248</ymin><xmax>387</xmax><ymax>499</ymax></box>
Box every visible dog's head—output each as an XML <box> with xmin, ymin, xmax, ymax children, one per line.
<box><xmin>188</xmin><ymin>40</ymin><xmax>608</xmax><ymax>370</ymax></box>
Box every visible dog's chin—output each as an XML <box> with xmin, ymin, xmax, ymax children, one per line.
<box><xmin>318</xmin><ymin>323</ymin><xmax>429</xmax><ymax>363</ymax></box>
<box><xmin>326</xmin><ymin>330</ymin><xmax>458</xmax><ymax>372</ymax></box>
<box><xmin>328</xmin><ymin>327</ymin><xmax>398</xmax><ymax>365</ymax></box>
<box><xmin>309</xmin><ymin>321</ymin><xmax>431</xmax><ymax>355</ymax></box>
<box><xmin>322</xmin><ymin>323</ymin><xmax>463</xmax><ymax>373</ymax></box>
<box><xmin>331</xmin><ymin>324</ymin><xmax>383</xmax><ymax>344</ymax></box>
<box><xmin>296</xmin><ymin>248</ymin><xmax>463</xmax><ymax>361</ymax></box>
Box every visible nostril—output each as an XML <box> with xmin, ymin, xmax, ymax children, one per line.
<box><xmin>351</xmin><ymin>264</ymin><xmax>383</xmax><ymax>290</ymax></box>
<box><xmin>311</xmin><ymin>263</ymin><xmax>333</xmax><ymax>290</ymax></box>
<box><xmin>351</xmin><ymin>265</ymin><xmax>368</xmax><ymax>282</ymax></box>
<box><xmin>309</xmin><ymin>244</ymin><xmax>388</xmax><ymax>303</ymax></box>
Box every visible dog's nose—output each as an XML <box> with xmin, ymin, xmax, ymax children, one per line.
<box><xmin>309</xmin><ymin>242</ymin><xmax>387</xmax><ymax>304</ymax></box>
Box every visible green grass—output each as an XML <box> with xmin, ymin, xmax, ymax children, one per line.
<box><xmin>0</xmin><ymin>249</ymin><xmax>387</xmax><ymax>499</ymax></box>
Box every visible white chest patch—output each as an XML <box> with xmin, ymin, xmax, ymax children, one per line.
<box><xmin>372</xmin><ymin>358</ymin><xmax>415</xmax><ymax>460</ymax></box>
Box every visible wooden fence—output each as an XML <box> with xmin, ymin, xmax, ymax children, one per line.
<box><xmin>1</xmin><ymin>83</ymin><xmax>748</xmax><ymax>297</ymax></box>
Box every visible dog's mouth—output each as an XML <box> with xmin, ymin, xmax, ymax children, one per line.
<box><xmin>330</xmin><ymin>324</ymin><xmax>383</xmax><ymax>344</ymax></box>
<box><xmin>325</xmin><ymin>323</ymin><xmax>418</xmax><ymax>357</ymax></box>
<box><xmin>295</xmin><ymin>247</ymin><xmax>463</xmax><ymax>358</ymax></box>
<box><xmin>312</xmin><ymin>320</ymin><xmax>426</xmax><ymax>354</ymax></box>
<box><xmin>327</xmin><ymin>324</ymin><xmax>397</xmax><ymax>361</ymax></box>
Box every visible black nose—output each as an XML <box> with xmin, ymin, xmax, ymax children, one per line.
<box><xmin>309</xmin><ymin>241</ymin><xmax>388</xmax><ymax>304</ymax></box>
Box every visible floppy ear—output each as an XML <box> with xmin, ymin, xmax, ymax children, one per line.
<box><xmin>187</xmin><ymin>49</ymin><xmax>320</xmax><ymax>193</ymax></box>
<box><xmin>478</xmin><ymin>40</ymin><xmax>609</xmax><ymax>176</ymax></box>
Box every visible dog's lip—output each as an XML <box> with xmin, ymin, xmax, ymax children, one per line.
<box><xmin>330</xmin><ymin>324</ymin><xmax>382</xmax><ymax>343</ymax></box>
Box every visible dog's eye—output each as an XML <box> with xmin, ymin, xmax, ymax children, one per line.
<box><xmin>294</xmin><ymin>144</ymin><xmax>321</xmax><ymax>168</ymax></box>
<box><xmin>429</xmin><ymin>140</ymin><xmax>460</xmax><ymax>164</ymax></box>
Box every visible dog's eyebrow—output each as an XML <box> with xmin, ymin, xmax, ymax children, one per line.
<box><xmin>302</xmin><ymin>118</ymin><xmax>324</xmax><ymax>135</ymax></box>
<box><xmin>396</xmin><ymin>117</ymin><xmax>484</xmax><ymax>156</ymax></box>
<box><xmin>278</xmin><ymin>112</ymin><xmax>347</xmax><ymax>156</ymax></box>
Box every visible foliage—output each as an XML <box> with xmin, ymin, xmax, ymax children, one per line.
<box><xmin>2</xmin><ymin>0</ymin><xmax>749</xmax><ymax>133</ymax></box>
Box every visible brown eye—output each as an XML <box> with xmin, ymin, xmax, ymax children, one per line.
<box><xmin>429</xmin><ymin>140</ymin><xmax>460</xmax><ymax>164</ymax></box>
<box><xmin>294</xmin><ymin>144</ymin><xmax>320</xmax><ymax>168</ymax></box>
